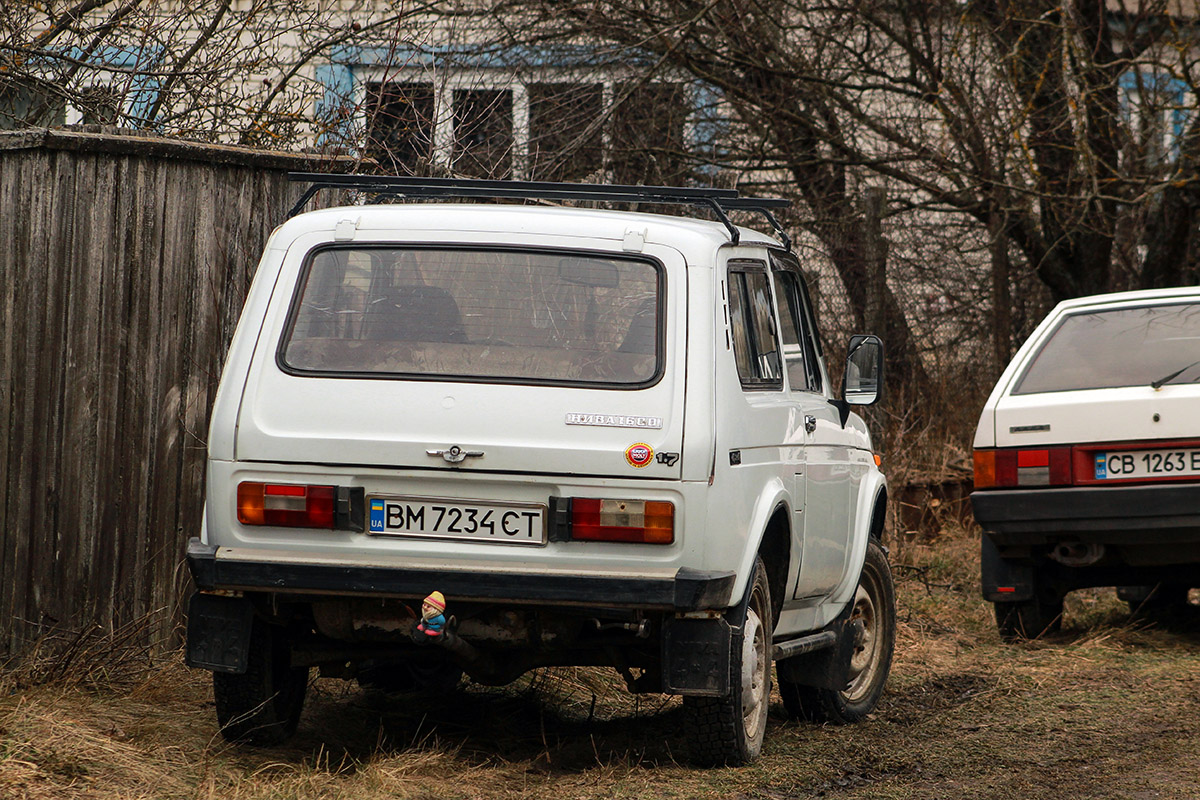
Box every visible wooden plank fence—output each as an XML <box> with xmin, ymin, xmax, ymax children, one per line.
<box><xmin>0</xmin><ymin>129</ymin><xmax>345</xmax><ymax>656</ymax></box>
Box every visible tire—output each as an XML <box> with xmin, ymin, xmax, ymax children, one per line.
<box><xmin>213</xmin><ymin>618</ymin><xmax>309</xmax><ymax>745</ymax></box>
<box><xmin>779</xmin><ymin>539</ymin><xmax>896</xmax><ymax>724</ymax></box>
<box><xmin>684</xmin><ymin>557</ymin><xmax>773</xmax><ymax>767</ymax></box>
<box><xmin>1121</xmin><ymin>584</ymin><xmax>1190</xmax><ymax>616</ymax></box>
<box><xmin>778</xmin><ymin>674</ymin><xmax>818</xmax><ymax>722</ymax></box>
<box><xmin>994</xmin><ymin>594</ymin><xmax>1063</xmax><ymax>641</ymax></box>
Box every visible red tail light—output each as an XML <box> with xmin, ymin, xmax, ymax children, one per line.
<box><xmin>238</xmin><ymin>482</ymin><xmax>335</xmax><ymax>528</ymax></box>
<box><xmin>569</xmin><ymin>498</ymin><xmax>674</xmax><ymax>544</ymax></box>
<box><xmin>973</xmin><ymin>448</ymin><xmax>1071</xmax><ymax>488</ymax></box>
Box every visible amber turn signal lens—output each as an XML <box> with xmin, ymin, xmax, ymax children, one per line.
<box><xmin>973</xmin><ymin>450</ymin><xmax>997</xmax><ymax>489</ymax></box>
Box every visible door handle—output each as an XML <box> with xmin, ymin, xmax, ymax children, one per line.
<box><xmin>804</xmin><ymin>415</ymin><xmax>817</xmax><ymax>434</ymax></box>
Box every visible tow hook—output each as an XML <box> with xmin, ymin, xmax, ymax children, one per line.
<box><xmin>591</xmin><ymin>618</ymin><xmax>651</xmax><ymax>638</ymax></box>
<box><xmin>411</xmin><ymin>620</ymin><xmax>496</xmax><ymax>676</ymax></box>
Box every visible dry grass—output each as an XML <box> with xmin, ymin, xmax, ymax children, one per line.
<box><xmin>5</xmin><ymin>523</ymin><xmax>1200</xmax><ymax>799</ymax></box>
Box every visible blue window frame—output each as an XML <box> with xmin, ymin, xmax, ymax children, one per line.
<box><xmin>1120</xmin><ymin>69</ymin><xmax>1190</xmax><ymax>163</ymax></box>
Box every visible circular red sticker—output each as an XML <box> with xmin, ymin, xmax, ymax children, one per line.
<box><xmin>625</xmin><ymin>443</ymin><xmax>654</xmax><ymax>468</ymax></box>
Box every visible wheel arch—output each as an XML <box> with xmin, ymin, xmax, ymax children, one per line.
<box><xmin>725</xmin><ymin>478</ymin><xmax>790</xmax><ymax>614</ymax></box>
<box><xmin>869</xmin><ymin>486</ymin><xmax>887</xmax><ymax>542</ymax></box>
<box><xmin>827</xmin><ymin>474</ymin><xmax>889</xmax><ymax>609</ymax></box>
<box><xmin>758</xmin><ymin>504</ymin><xmax>790</xmax><ymax>626</ymax></box>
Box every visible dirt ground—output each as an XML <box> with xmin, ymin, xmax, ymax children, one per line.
<box><xmin>4</xmin><ymin>529</ymin><xmax>1200</xmax><ymax>800</ymax></box>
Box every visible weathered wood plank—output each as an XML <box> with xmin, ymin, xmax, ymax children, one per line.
<box><xmin>42</xmin><ymin>150</ymin><xmax>81</xmax><ymax>631</ymax></box>
<box><xmin>92</xmin><ymin>154</ymin><xmax>124</xmax><ymax>637</ymax></box>
<box><xmin>0</xmin><ymin>154</ymin><xmax>21</xmax><ymax>647</ymax></box>
<box><xmin>61</xmin><ymin>152</ymin><xmax>105</xmax><ymax>634</ymax></box>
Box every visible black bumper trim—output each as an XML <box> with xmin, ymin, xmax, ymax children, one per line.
<box><xmin>186</xmin><ymin>538</ymin><xmax>735</xmax><ymax>611</ymax></box>
<box><xmin>972</xmin><ymin>484</ymin><xmax>1200</xmax><ymax>544</ymax></box>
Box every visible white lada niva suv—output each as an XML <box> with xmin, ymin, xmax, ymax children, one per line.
<box><xmin>185</xmin><ymin>175</ymin><xmax>893</xmax><ymax>765</ymax></box>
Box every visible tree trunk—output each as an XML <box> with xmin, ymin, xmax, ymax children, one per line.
<box><xmin>990</xmin><ymin>206</ymin><xmax>1012</xmax><ymax>371</ymax></box>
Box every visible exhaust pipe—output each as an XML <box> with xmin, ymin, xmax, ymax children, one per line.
<box><xmin>1050</xmin><ymin>542</ymin><xmax>1105</xmax><ymax>567</ymax></box>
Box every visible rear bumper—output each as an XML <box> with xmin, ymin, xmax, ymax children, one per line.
<box><xmin>186</xmin><ymin>538</ymin><xmax>735</xmax><ymax>611</ymax></box>
<box><xmin>971</xmin><ymin>483</ymin><xmax>1200</xmax><ymax>546</ymax></box>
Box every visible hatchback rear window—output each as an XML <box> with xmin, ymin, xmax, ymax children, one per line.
<box><xmin>280</xmin><ymin>247</ymin><xmax>661</xmax><ymax>386</ymax></box>
<box><xmin>1013</xmin><ymin>302</ymin><xmax>1200</xmax><ymax>394</ymax></box>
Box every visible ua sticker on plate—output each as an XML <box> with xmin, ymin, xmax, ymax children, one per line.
<box><xmin>369</xmin><ymin>499</ymin><xmax>386</xmax><ymax>532</ymax></box>
<box><xmin>625</xmin><ymin>443</ymin><xmax>654</xmax><ymax>468</ymax></box>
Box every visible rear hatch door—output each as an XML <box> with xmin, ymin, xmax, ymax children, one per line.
<box><xmin>992</xmin><ymin>297</ymin><xmax>1200</xmax><ymax>449</ymax></box>
<box><xmin>234</xmin><ymin>235</ymin><xmax>688</xmax><ymax>480</ymax></box>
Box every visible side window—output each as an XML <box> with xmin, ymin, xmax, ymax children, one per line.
<box><xmin>727</xmin><ymin>263</ymin><xmax>783</xmax><ymax>390</ymax></box>
<box><xmin>770</xmin><ymin>252</ymin><xmax>824</xmax><ymax>394</ymax></box>
<box><xmin>772</xmin><ymin>270</ymin><xmax>823</xmax><ymax>393</ymax></box>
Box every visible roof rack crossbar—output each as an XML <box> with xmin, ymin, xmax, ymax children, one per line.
<box><xmin>286</xmin><ymin>172</ymin><xmax>792</xmax><ymax>249</ymax></box>
<box><xmin>288</xmin><ymin>172</ymin><xmax>740</xmax><ymax>200</ymax></box>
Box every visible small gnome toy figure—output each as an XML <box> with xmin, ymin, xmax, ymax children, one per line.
<box><xmin>417</xmin><ymin>591</ymin><xmax>447</xmax><ymax>636</ymax></box>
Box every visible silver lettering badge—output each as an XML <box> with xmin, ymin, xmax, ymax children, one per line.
<box><xmin>565</xmin><ymin>413</ymin><xmax>664</xmax><ymax>430</ymax></box>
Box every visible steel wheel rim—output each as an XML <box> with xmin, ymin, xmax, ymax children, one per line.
<box><xmin>842</xmin><ymin>574</ymin><xmax>882</xmax><ymax>703</ymax></box>
<box><xmin>741</xmin><ymin>591</ymin><xmax>769</xmax><ymax>740</ymax></box>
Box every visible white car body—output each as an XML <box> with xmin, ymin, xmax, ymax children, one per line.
<box><xmin>972</xmin><ymin>286</ymin><xmax>1200</xmax><ymax>636</ymax></box>
<box><xmin>974</xmin><ymin>286</ymin><xmax>1200</xmax><ymax>451</ymax></box>
<box><xmin>185</xmin><ymin>182</ymin><xmax>891</xmax><ymax>760</ymax></box>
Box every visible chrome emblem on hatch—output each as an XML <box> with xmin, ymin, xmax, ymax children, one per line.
<box><xmin>427</xmin><ymin>445</ymin><xmax>484</xmax><ymax>464</ymax></box>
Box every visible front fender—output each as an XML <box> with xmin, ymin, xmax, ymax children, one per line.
<box><xmin>827</xmin><ymin>466</ymin><xmax>888</xmax><ymax>609</ymax></box>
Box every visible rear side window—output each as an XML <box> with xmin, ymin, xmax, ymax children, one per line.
<box><xmin>280</xmin><ymin>247</ymin><xmax>661</xmax><ymax>386</ymax></box>
<box><xmin>1013</xmin><ymin>302</ymin><xmax>1200</xmax><ymax>394</ymax></box>
<box><xmin>728</xmin><ymin>262</ymin><xmax>783</xmax><ymax>390</ymax></box>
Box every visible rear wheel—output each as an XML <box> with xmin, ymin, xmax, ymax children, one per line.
<box><xmin>213</xmin><ymin>619</ymin><xmax>309</xmax><ymax>745</ymax></box>
<box><xmin>779</xmin><ymin>540</ymin><xmax>895</xmax><ymax>724</ymax></box>
<box><xmin>994</xmin><ymin>594</ymin><xmax>1063</xmax><ymax>641</ymax></box>
<box><xmin>684</xmin><ymin>557</ymin><xmax>772</xmax><ymax>766</ymax></box>
<box><xmin>1121</xmin><ymin>584</ymin><xmax>1191</xmax><ymax>616</ymax></box>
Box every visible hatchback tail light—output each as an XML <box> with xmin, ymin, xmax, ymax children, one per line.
<box><xmin>973</xmin><ymin>447</ymin><xmax>1072</xmax><ymax>489</ymax></box>
<box><xmin>567</xmin><ymin>498</ymin><xmax>674</xmax><ymax>544</ymax></box>
<box><xmin>238</xmin><ymin>482</ymin><xmax>336</xmax><ymax>528</ymax></box>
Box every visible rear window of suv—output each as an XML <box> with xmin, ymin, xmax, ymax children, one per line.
<box><xmin>279</xmin><ymin>246</ymin><xmax>661</xmax><ymax>386</ymax></box>
<box><xmin>1013</xmin><ymin>302</ymin><xmax>1200</xmax><ymax>394</ymax></box>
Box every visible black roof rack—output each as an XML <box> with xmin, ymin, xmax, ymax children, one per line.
<box><xmin>287</xmin><ymin>172</ymin><xmax>792</xmax><ymax>249</ymax></box>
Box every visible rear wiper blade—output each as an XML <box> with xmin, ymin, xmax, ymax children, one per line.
<box><xmin>1150</xmin><ymin>359</ymin><xmax>1200</xmax><ymax>389</ymax></box>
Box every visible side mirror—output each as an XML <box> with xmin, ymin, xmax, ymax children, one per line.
<box><xmin>842</xmin><ymin>334</ymin><xmax>884</xmax><ymax>406</ymax></box>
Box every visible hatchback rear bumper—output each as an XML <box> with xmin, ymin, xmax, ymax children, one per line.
<box><xmin>186</xmin><ymin>538</ymin><xmax>735</xmax><ymax>611</ymax></box>
<box><xmin>971</xmin><ymin>483</ymin><xmax>1200</xmax><ymax>545</ymax></box>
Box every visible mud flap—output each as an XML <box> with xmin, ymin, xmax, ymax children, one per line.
<box><xmin>662</xmin><ymin>616</ymin><xmax>731</xmax><ymax>696</ymax></box>
<box><xmin>775</xmin><ymin>601</ymin><xmax>860</xmax><ymax>691</ymax></box>
<box><xmin>186</xmin><ymin>593</ymin><xmax>255</xmax><ymax>674</ymax></box>
<box><xmin>981</xmin><ymin>535</ymin><xmax>1035</xmax><ymax>602</ymax></box>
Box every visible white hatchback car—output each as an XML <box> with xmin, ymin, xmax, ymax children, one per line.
<box><xmin>972</xmin><ymin>287</ymin><xmax>1200</xmax><ymax>639</ymax></box>
<box><xmin>184</xmin><ymin>175</ymin><xmax>893</xmax><ymax>765</ymax></box>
